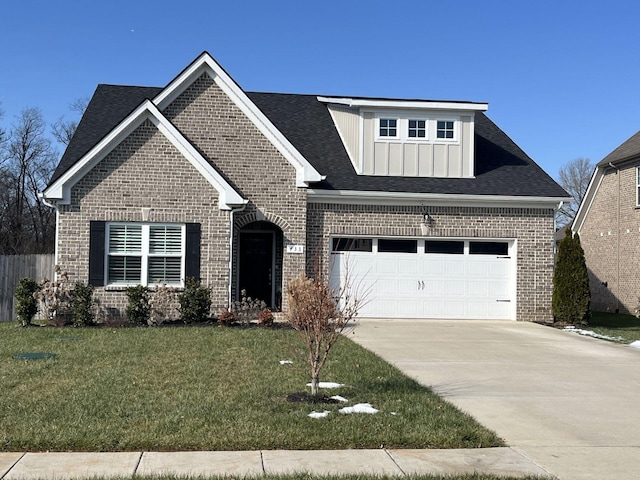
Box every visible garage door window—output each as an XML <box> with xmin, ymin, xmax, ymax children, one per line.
<box><xmin>425</xmin><ymin>240</ymin><xmax>464</xmax><ymax>254</ymax></box>
<box><xmin>378</xmin><ymin>239</ymin><xmax>417</xmax><ymax>253</ymax></box>
<box><xmin>332</xmin><ymin>238</ymin><xmax>373</xmax><ymax>252</ymax></box>
<box><xmin>469</xmin><ymin>241</ymin><xmax>509</xmax><ymax>255</ymax></box>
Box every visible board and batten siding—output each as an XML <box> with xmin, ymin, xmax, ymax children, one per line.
<box><xmin>327</xmin><ymin>104</ymin><xmax>360</xmax><ymax>171</ymax></box>
<box><xmin>0</xmin><ymin>254</ymin><xmax>55</xmax><ymax>321</ymax></box>
<box><xmin>362</xmin><ymin>113</ymin><xmax>473</xmax><ymax>177</ymax></box>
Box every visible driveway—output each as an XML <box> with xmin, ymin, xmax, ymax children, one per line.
<box><xmin>350</xmin><ymin>319</ymin><xmax>640</xmax><ymax>480</ymax></box>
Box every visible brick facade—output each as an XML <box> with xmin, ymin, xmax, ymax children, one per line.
<box><xmin>307</xmin><ymin>203</ymin><xmax>556</xmax><ymax>322</ymax></box>
<box><xmin>57</xmin><ymin>119</ymin><xmax>230</xmax><ymax>315</ymax></box>
<box><xmin>579</xmin><ymin>163</ymin><xmax>640</xmax><ymax>314</ymax></box>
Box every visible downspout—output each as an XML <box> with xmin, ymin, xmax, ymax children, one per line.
<box><xmin>37</xmin><ymin>192</ymin><xmax>59</xmax><ymax>280</ymax></box>
<box><xmin>228</xmin><ymin>204</ymin><xmax>247</xmax><ymax>308</ymax></box>
<box><xmin>608</xmin><ymin>163</ymin><xmax>620</xmax><ymax>313</ymax></box>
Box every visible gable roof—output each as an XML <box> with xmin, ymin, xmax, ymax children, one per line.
<box><xmin>574</xmin><ymin>129</ymin><xmax>640</xmax><ymax>233</ymax></box>
<box><xmin>597</xmin><ymin>129</ymin><xmax>640</xmax><ymax>167</ymax></box>
<box><xmin>47</xmin><ymin>54</ymin><xmax>568</xmax><ymax>206</ymax></box>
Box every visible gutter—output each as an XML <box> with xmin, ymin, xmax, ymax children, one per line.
<box><xmin>38</xmin><ymin>192</ymin><xmax>59</xmax><ymax>279</ymax></box>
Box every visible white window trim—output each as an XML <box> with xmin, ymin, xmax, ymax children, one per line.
<box><xmin>636</xmin><ymin>166</ymin><xmax>640</xmax><ymax>207</ymax></box>
<box><xmin>105</xmin><ymin>222</ymin><xmax>186</xmax><ymax>288</ymax></box>
<box><xmin>374</xmin><ymin>112</ymin><xmax>460</xmax><ymax>144</ymax></box>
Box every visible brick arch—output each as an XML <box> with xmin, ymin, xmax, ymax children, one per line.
<box><xmin>235</xmin><ymin>211</ymin><xmax>291</xmax><ymax>234</ymax></box>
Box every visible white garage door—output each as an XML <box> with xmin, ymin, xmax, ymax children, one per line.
<box><xmin>329</xmin><ymin>237</ymin><xmax>516</xmax><ymax>320</ymax></box>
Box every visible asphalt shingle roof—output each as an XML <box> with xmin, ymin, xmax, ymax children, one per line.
<box><xmin>50</xmin><ymin>84</ymin><xmax>568</xmax><ymax>198</ymax></box>
<box><xmin>597</xmin><ymin>129</ymin><xmax>640</xmax><ymax>167</ymax></box>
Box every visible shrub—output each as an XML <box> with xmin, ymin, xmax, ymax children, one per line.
<box><xmin>35</xmin><ymin>267</ymin><xmax>73</xmax><ymax>326</ymax></box>
<box><xmin>15</xmin><ymin>277</ymin><xmax>40</xmax><ymax>327</ymax></box>
<box><xmin>258</xmin><ymin>308</ymin><xmax>274</xmax><ymax>327</ymax></box>
<box><xmin>126</xmin><ymin>285</ymin><xmax>151</xmax><ymax>325</ymax></box>
<box><xmin>149</xmin><ymin>284</ymin><xmax>179</xmax><ymax>326</ymax></box>
<box><xmin>71</xmin><ymin>283</ymin><xmax>95</xmax><ymax>327</ymax></box>
<box><xmin>217</xmin><ymin>309</ymin><xmax>238</xmax><ymax>326</ymax></box>
<box><xmin>178</xmin><ymin>277</ymin><xmax>211</xmax><ymax>323</ymax></box>
<box><xmin>553</xmin><ymin>230</ymin><xmax>591</xmax><ymax>325</ymax></box>
<box><xmin>232</xmin><ymin>289</ymin><xmax>266</xmax><ymax>326</ymax></box>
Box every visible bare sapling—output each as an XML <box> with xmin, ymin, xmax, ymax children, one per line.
<box><xmin>286</xmin><ymin>260</ymin><xmax>365</xmax><ymax>396</ymax></box>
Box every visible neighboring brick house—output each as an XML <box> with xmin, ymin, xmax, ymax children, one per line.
<box><xmin>41</xmin><ymin>52</ymin><xmax>569</xmax><ymax>322</ymax></box>
<box><xmin>573</xmin><ymin>130</ymin><xmax>640</xmax><ymax>314</ymax></box>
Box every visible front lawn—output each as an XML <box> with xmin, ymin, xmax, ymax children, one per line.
<box><xmin>588</xmin><ymin>311</ymin><xmax>640</xmax><ymax>343</ymax></box>
<box><xmin>0</xmin><ymin>323</ymin><xmax>503</xmax><ymax>452</ymax></box>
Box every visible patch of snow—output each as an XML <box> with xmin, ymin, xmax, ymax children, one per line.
<box><xmin>306</xmin><ymin>382</ymin><xmax>343</xmax><ymax>389</ymax></box>
<box><xmin>279</xmin><ymin>360</ymin><xmax>293</xmax><ymax>365</ymax></box>
<box><xmin>339</xmin><ymin>403</ymin><xmax>379</xmax><ymax>414</ymax></box>
<box><xmin>629</xmin><ymin>341</ymin><xmax>640</xmax><ymax>349</ymax></box>
<box><xmin>330</xmin><ymin>395</ymin><xmax>349</xmax><ymax>403</ymax></box>
<box><xmin>308</xmin><ymin>410</ymin><xmax>330</xmax><ymax>419</ymax></box>
<box><xmin>563</xmin><ymin>326</ymin><xmax>624</xmax><ymax>342</ymax></box>
<box><xmin>390</xmin><ymin>412</ymin><xmax>397</xmax><ymax>415</ymax></box>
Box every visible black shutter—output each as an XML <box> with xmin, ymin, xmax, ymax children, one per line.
<box><xmin>89</xmin><ymin>221</ymin><xmax>106</xmax><ymax>287</ymax></box>
<box><xmin>185</xmin><ymin>223</ymin><xmax>201</xmax><ymax>281</ymax></box>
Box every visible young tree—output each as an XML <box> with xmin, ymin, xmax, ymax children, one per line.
<box><xmin>552</xmin><ymin>230</ymin><xmax>590</xmax><ymax>325</ymax></box>
<box><xmin>286</xmin><ymin>267</ymin><xmax>364</xmax><ymax>396</ymax></box>
<box><xmin>556</xmin><ymin>157</ymin><xmax>594</xmax><ymax>227</ymax></box>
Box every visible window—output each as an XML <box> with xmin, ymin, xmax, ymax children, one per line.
<box><xmin>408</xmin><ymin>119</ymin><xmax>426</xmax><ymax>138</ymax></box>
<box><xmin>425</xmin><ymin>240</ymin><xmax>464</xmax><ymax>254</ymax></box>
<box><xmin>637</xmin><ymin>167</ymin><xmax>640</xmax><ymax>206</ymax></box>
<box><xmin>469</xmin><ymin>241</ymin><xmax>509</xmax><ymax>256</ymax></box>
<box><xmin>106</xmin><ymin>223</ymin><xmax>185</xmax><ymax>286</ymax></box>
<box><xmin>436</xmin><ymin>120</ymin><xmax>455</xmax><ymax>139</ymax></box>
<box><xmin>332</xmin><ymin>238</ymin><xmax>373</xmax><ymax>252</ymax></box>
<box><xmin>379</xmin><ymin>118</ymin><xmax>397</xmax><ymax>137</ymax></box>
<box><xmin>378</xmin><ymin>239</ymin><xmax>417</xmax><ymax>253</ymax></box>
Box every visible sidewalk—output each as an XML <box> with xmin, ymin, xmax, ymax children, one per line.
<box><xmin>0</xmin><ymin>448</ymin><xmax>548</xmax><ymax>479</ymax></box>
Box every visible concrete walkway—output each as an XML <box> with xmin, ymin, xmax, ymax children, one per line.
<box><xmin>349</xmin><ymin>319</ymin><xmax>640</xmax><ymax>480</ymax></box>
<box><xmin>0</xmin><ymin>448</ymin><xmax>547</xmax><ymax>478</ymax></box>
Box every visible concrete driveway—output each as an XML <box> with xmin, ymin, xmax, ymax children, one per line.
<box><xmin>350</xmin><ymin>319</ymin><xmax>640</xmax><ymax>480</ymax></box>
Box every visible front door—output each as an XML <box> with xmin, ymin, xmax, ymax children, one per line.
<box><xmin>239</xmin><ymin>231</ymin><xmax>274</xmax><ymax>307</ymax></box>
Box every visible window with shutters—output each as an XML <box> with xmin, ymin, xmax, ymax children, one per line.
<box><xmin>106</xmin><ymin>223</ymin><xmax>185</xmax><ymax>287</ymax></box>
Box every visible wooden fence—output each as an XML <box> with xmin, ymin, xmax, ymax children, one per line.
<box><xmin>0</xmin><ymin>255</ymin><xmax>55</xmax><ymax>321</ymax></box>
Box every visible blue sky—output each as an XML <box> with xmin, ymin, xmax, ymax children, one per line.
<box><xmin>1</xmin><ymin>0</ymin><xmax>639</xmax><ymax>180</ymax></box>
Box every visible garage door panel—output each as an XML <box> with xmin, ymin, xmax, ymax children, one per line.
<box><xmin>330</xmin><ymin>238</ymin><xmax>515</xmax><ymax>320</ymax></box>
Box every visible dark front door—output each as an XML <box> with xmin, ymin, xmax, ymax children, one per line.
<box><xmin>239</xmin><ymin>232</ymin><xmax>274</xmax><ymax>306</ymax></box>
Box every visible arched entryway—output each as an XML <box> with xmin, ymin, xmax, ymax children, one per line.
<box><xmin>237</xmin><ymin>221</ymin><xmax>284</xmax><ymax>310</ymax></box>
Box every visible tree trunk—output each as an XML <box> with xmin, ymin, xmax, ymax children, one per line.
<box><xmin>310</xmin><ymin>374</ymin><xmax>319</xmax><ymax>396</ymax></box>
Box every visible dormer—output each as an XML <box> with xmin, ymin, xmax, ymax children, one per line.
<box><xmin>318</xmin><ymin>96</ymin><xmax>488</xmax><ymax>178</ymax></box>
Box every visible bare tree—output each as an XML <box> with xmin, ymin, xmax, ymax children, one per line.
<box><xmin>51</xmin><ymin>97</ymin><xmax>89</xmax><ymax>146</ymax></box>
<box><xmin>286</xmin><ymin>264</ymin><xmax>365</xmax><ymax>396</ymax></box>
<box><xmin>1</xmin><ymin>108</ymin><xmax>57</xmax><ymax>253</ymax></box>
<box><xmin>556</xmin><ymin>157</ymin><xmax>594</xmax><ymax>227</ymax></box>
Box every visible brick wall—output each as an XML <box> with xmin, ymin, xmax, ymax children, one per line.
<box><xmin>307</xmin><ymin>203</ymin><xmax>555</xmax><ymax>322</ymax></box>
<box><xmin>579</xmin><ymin>163</ymin><xmax>640</xmax><ymax>314</ymax></box>
<box><xmin>58</xmin><ymin>119</ymin><xmax>230</xmax><ymax>315</ymax></box>
<box><xmin>163</xmin><ymin>73</ymin><xmax>307</xmax><ymax>307</ymax></box>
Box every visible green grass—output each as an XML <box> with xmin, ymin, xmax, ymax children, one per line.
<box><xmin>588</xmin><ymin>311</ymin><xmax>640</xmax><ymax>343</ymax></box>
<box><xmin>71</xmin><ymin>475</ymin><xmax>551</xmax><ymax>480</ymax></box>
<box><xmin>0</xmin><ymin>322</ymin><xmax>503</xmax><ymax>452</ymax></box>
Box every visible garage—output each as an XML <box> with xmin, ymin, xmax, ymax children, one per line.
<box><xmin>329</xmin><ymin>237</ymin><xmax>516</xmax><ymax>320</ymax></box>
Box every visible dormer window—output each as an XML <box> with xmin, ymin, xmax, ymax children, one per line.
<box><xmin>437</xmin><ymin>120</ymin><xmax>455</xmax><ymax>139</ymax></box>
<box><xmin>379</xmin><ymin>118</ymin><xmax>398</xmax><ymax>137</ymax></box>
<box><xmin>408</xmin><ymin>120</ymin><xmax>426</xmax><ymax>138</ymax></box>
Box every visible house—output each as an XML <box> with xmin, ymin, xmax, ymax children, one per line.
<box><xmin>40</xmin><ymin>52</ymin><xmax>569</xmax><ymax>322</ymax></box>
<box><xmin>573</xmin><ymin>130</ymin><xmax>640</xmax><ymax>314</ymax></box>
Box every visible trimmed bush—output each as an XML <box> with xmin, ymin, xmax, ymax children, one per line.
<box><xmin>71</xmin><ymin>283</ymin><xmax>94</xmax><ymax>327</ymax></box>
<box><xmin>126</xmin><ymin>285</ymin><xmax>151</xmax><ymax>325</ymax></box>
<box><xmin>15</xmin><ymin>278</ymin><xmax>40</xmax><ymax>327</ymax></box>
<box><xmin>178</xmin><ymin>277</ymin><xmax>211</xmax><ymax>323</ymax></box>
<box><xmin>553</xmin><ymin>230</ymin><xmax>590</xmax><ymax>325</ymax></box>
